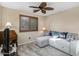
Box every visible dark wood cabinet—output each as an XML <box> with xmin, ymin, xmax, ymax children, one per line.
<box><xmin>0</xmin><ymin>30</ymin><xmax>17</xmax><ymax>46</ymax></box>
<box><xmin>0</xmin><ymin>31</ymin><xmax>3</xmax><ymax>46</ymax></box>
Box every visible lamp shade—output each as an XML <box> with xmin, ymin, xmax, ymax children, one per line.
<box><xmin>42</xmin><ymin>27</ymin><xmax>46</xmax><ymax>31</ymax></box>
<box><xmin>5</xmin><ymin>22</ymin><xmax>12</xmax><ymax>29</ymax></box>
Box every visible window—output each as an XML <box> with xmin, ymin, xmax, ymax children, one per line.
<box><xmin>19</xmin><ymin>15</ymin><xmax>38</xmax><ymax>32</ymax></box>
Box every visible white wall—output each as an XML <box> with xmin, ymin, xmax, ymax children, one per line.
<box><xmin>45</xmin><ymin>7</ymin><xmax>79</xmax><ymax>34</ymax></box>
<box><xmin>0</xmin><ymin>6</ymin><xmax>3</xmax><ymax>30</ymax></box>
<box><xmin>1</xmin><ymin>7</ymin><xmax>45</xmax><ymax>45</ymax></box>
<box><xmin>1</xmin><ymin>6</ymin><xmax>79</xmax><ymax>45</ymax></box>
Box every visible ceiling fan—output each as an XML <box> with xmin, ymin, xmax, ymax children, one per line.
<box><xmin>29</xmin><ymin>2</ymin><xmax>54</xmax><ymax>14</ymax></box>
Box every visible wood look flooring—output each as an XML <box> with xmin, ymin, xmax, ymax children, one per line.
<box><xmin>18</xmin><ymin>42</ymin><xmax>70</xmax><ymax>56</ymax></box>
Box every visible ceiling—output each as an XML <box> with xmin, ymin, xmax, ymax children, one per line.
<box><xmin>0</xmin><ymin>2</ymin><xmax>79</xmax><ymax>16</ymax></box>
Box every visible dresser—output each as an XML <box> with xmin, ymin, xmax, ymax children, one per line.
<box><xmin>0</xmin><ymin>31</ymin><xmax>3</xmax><ymax>46</ymax></box>
<box><xmin>0</xmin><ymin>30</ymin><xmax>17</xmax><ymax>47</ymax></box>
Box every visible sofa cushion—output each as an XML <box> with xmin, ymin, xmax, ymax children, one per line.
<box><xmin>35</xmin><ymin>36</ymin><xmax>51</xmax><ymax>47</ymax></box>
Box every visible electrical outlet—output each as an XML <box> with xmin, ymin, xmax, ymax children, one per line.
<box><xmin>28</xmin><ymin>37</ymin><xmax>31</xmax><ymax>39</ymax></box>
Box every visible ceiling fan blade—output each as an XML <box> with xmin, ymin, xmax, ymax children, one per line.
<box><xmin>44</xmin><ymin>7</ymin><xmax>54</xmax><ymax>10</ymax></box>
<box><xmin>33</xmin><ymin>10</ymin><xmax>40</xmax><ymax>13</ymax></box>
<box><xmin>29</xmin><ymin>6</ymin><xmax>39</xmax><ymax>8</ymax></box>
<box><xmin>39</xmin><ymin>2</ymin><xmax>47</xmax><ymax>8</ymax></box>
<box><xmin>41</xmin><ymin>10</ymin><xmax>46</xmax><ymax>14</ymax></box>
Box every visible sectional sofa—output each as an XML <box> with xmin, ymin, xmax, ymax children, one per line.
<box><xmin>35</xmin><ymin>31</ymin><xmax>79</xmax><ymax>56</ymax></box>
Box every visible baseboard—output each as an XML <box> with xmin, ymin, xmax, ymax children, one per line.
<box><xmin>18</xmin><ymin>41</ymin><xmax>34</xmax><ymax>46</ymax></box>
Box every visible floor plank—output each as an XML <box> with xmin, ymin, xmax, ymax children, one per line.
<box><xmin>18</xmin><ymin>42</ymin><xmax>70</xmax><ymax>56</ymax></box>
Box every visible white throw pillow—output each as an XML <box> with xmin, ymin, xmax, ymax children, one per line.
<box><xmin>53</xmin><ymin>35</ymin><xmax>58</xmax><ymax>39</ymax></box>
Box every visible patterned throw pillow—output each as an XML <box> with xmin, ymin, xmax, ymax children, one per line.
<box><xmin>49</xmin><ymin>31</ymin><xmax>68</xmax><ymax>39</ymax></box>
<box><xmin>51</xmin><ymin>31</ymin><xmax>68</xmax><ymax>39</ymax></box>
<box><xmin>66</xmin><ymin>33</ymin><xmax>78</xmax><ymax>42</ymax></box>
<box><xmin>59</xmin><ymin>32</ymin><xmax>68</xmax><ymax>39</ymax></box>
<box><xmin>58</xmin><ymin>33</ymin><xmax>65</xmax><ymax>39</ymax></box>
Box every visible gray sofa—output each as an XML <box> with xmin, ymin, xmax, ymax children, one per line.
<box><xmin>35</xmin><ymin>31</ymin><xmax>79</xmax><ymax>55</ymax></box>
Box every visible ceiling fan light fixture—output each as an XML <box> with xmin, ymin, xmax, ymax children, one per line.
<box><xmin>29</xmin><ymin>2</ymin><xmax>54</xmax><ymax>14</ymax></box>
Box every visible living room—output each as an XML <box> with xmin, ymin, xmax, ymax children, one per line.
<box><xmin>0</xmin><ymin>2</ymin><xmax>79</xmax><ymax>56</ymax></box>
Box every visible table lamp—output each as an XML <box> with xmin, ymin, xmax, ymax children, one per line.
<box><xmin>5</xmin><ymin>22</ymin><xmax>12</xmax><ymax>29</ymax></box>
